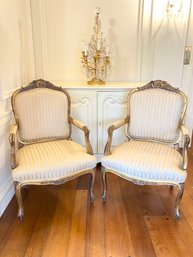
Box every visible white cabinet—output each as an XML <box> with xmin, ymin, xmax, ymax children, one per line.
<box><xmin>54</xmin><ymin>81</ymin><xmax>145</xmax><ymax>159</ymax></box>
<box><xmin>68</xmin><ymin>90</ymin><xmax>97</xmax><ymax>153</ymax></box>
<box><xmin>97</xmin><ymin>91</ymin><xmax>128</xmax><ymax>154</ymax></box>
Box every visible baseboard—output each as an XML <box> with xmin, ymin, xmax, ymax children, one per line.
<box><xmin>0</xmin><ymin>176</ymin><xmax>14</xmax><ymax>217</ymax></box>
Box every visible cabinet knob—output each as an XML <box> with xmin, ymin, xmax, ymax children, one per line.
<box><xmin>99</xmin><ymin>122</ymin><xmax>102</xmax><ymax>126</ymax></box>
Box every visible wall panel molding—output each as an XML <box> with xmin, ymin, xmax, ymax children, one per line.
<box><xmin>0</xmin><ymin>110</ymin><xmax>12</xmax><ymax>131</ymax></box>
<box><xmin>0</xmin><ymin>110</ymin><xmax>14</xmax><ymax>218</ymax></box>
<box><xmin>0</xmin><ymin>176</ymin><xmax>14</xmax><ymax>217</ymax></box>
<box><xmin>30</xmin><ymin>0</ymin><xmax>48</xmax><ymax>79</ymax></box>
<box><xmin>39</xmin><ymin>0</ymin><xmax>48</xmax><ymax>79</ymax></box>
<box><xmin>139</xmin><ymin>0</ymin><xmax>192</xmax><ymax>86</ymax></box>
<box><xmin>138</xmin><ymin>0</ymin><xmax>154</xmax><ymax>81</ymax></box>
<box><xmin>24</xmin><ymin>0</ymin><xmax>36</xmax><ymax>81</ymax></box>
<box><xmin>0</xmin><ymin>88</ymin><xmax>18</xmax><ymax>101</ymax></box>
<box><xmin>136</xmin><ymin>0</ymin><xmax>143</xmax><ymax>80</ymax></box>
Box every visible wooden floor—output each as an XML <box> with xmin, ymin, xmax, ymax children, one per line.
<box><xmin>1</xmin><ymin>146</ymin><xmax>193</xmax><ymax>257</ymax></box>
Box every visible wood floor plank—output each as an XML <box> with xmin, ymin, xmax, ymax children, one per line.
<box><xmin>86</xmin><ymin>169</ymin><xmax>106</xmax><ymax>257</ymax></box>
<box><xmin>145</xmin><ymin>216</ymin><xmax>190</xmax><ymax>257</ymax></box>
<box><xmin>0</xmin><ymin>196</ymin><xmax>18</xmax><ymax>246</ymax></box>
<box><xmin>188</xmin><ymin>144</ymin><xmax>193</xmax><ymax>170</ymax></box>
<box><xmin>120</xmin><ymin>178</ymin><xmax>157</xmax><ymax>257</ymax></box>
<box><xmin>184</xmin><ymin>171</ymin><xmax>193</xmax><ymax>200</ymax></box>
<box><xmin>41</xmin><ymin>189</ymin><xmax>76</xmax><ymax>257</ymax></box>
<box><xmin>103</xmin><ymin>174</ymin><xmax>136</xmax><ymax>257</ymax></box>
<box><xmin>23</xmin><ymin>190</ymin><xmax>58</xmax><ymax>257</ymax></box>
<box><xmin>180</xmin><ymin>191</ymin><xmax>193</xmax><ymax>230</ymax></box>
<box><xmin>0</xmin><ymin>187</ymin><xmax>49</xmax><ymax>257</ymax></box>
<box><xmin>158</xmin><ymin>186</ymin><xmax>193</xmax><ymax>257</ymax></box>
<box><xmin>136</xmin><ymin>186</ymin><xmax>167</xmax><ymax>216</ymax></box>
<box><xmin>66</xmin><ymin>190</ymin><xmax>88</xmax><ymax>257</ymax></box>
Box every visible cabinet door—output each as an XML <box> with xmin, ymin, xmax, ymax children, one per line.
<box><xmin>67</xmin><ymin>90</ymin><xmax>97</xmax><ymax>153</ymax></box>
<box><xmin>98</xmin><ymin>91</ymin><xmax>129</xmax><ymax>154</ymax></box>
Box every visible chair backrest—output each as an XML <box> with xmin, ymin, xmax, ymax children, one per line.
<box><xmin>12</xmin><ymin>79</ymin><xmax>71</xmax><ymax>144</ymax></box>
<box><xmin>127</xmin><ymin>80</ymin><xmax>187</xmax><ymax>143</ymax></box>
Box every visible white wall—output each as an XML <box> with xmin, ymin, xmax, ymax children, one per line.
<box><xmin>30</xmin><ymin>0</ymin><xmax>141</xmax><ymax>81</ymax></box>
<box><xmin>30</xmin><ymin>0</ymin><xmax>193</xmax><ymax>130</ymax></box>
<box><xmin>0</xmin><ymin>0</ymin><xmax>35</xmax><ymax>216</ymax></box>
<box><xmin>30</xmin><ymin>0</ymin><xmax>191</xmax><ymax>82</ymax></box>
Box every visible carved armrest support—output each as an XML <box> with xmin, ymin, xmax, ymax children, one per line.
<box><xmin>180</xmin><ymin>124</ymin><xmax>190</xmax><ymax>170</ymax></box>
<box><xmin>69</xmin><ymin>116</ymin><xmax>93</xmax><ymax>155</ymax></box>
<box><xmin>104</xmin><ymin>115</ymin><xmax>129</xmax><ymax>156</ymax></box>
<box><xmin>9</xmin><ymin>124</ymin><xmax>19</xmax><ymax>169</ymax></box>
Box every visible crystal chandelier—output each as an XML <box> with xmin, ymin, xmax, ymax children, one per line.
<box><xmin>81</xmin><ymin>7</ymin><xmax>110</xmax><ymax>85</ymax></box>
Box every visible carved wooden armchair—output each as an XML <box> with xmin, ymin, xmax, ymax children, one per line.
<box><xmin>9</xmin><ymin>79</ymin><xmax>97</xmax><ymax>220</ymax></box>
<box><xmin>101</xmin><ymin>80</ymin><xmax>190</xmax><ymax>220</ymax></box>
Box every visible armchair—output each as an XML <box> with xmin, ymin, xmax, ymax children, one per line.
<box><xmin>9</xmin><ymin>79</ymin><xmax>97</xmax><ymax>220</ymax></box>
<box><xmin>101</xmin><ymin>80</ymin><xmax>190</xmax><ymax>220</ymax></box>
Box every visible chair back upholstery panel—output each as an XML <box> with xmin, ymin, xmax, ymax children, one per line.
<box><xmin>128</xmin><ymin>88</ymin><xmax>184</xmax><ymax>142</ymax></box>
<box><xmin>14</xmin><ymin>88</ymin><xmax>70</xmax><ymax>142</ymax></box>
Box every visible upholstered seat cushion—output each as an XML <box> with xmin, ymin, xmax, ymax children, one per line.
<box><xmin>102</xmin><ymin>141</ymin><xmax>186</xmax><ymax>184</ymax></box>
<box><xmin>13</xmin><ymin>140</ymin><xmax>97</xmax><ymax>182</ymax></box>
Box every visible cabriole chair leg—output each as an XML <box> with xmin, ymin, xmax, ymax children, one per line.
<box><xmin>90</xmin><ymin>171</ymin><xmax>95</xmax><ymax>203</ymax></box>
<box><xmin>14</xmin><ymin>182</ymin><xmax>24</xmax><ymax>221</ymax></box>
<box><xmin>102</xmin><ymin>169</ymin><xmax>107</xmax><ymax>201</ymax></box>
<box><xmin>175</xmin><ymin>183</ymin><xmax>185</xmax><ymax>221</ymax></box>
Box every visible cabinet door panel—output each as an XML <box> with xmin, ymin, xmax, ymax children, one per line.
<box><xmin>98</xmin><ymin>91</ymin><xmax>129</xmax><ymax>154</ymax></box>
<box><xmin>67</xmin><ymin>90</ymin><xmax>97</xmax><ymax>153</ymax></box>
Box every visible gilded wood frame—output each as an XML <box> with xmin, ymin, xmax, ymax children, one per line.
<box><xmin>10</xmin><ymin>79</ymin><xmax>95</xmax><ymax>220</ymax></box>
<box><xmin>102</xmin><ymin>80</ymin><xmax>190</xmax><ymax>220</ymax></box>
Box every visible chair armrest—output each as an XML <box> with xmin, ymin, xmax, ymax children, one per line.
<box><xmin>69</xmin><ymin>116</ymin><xmax>93</xmax><ymax>155</ymax></box>
<box><xmin>9</xmin><ymin>124</ymin><xmax>19</xmax><ymax>169</ymax></box>
<box><xmin>180</xmin><ymin>124</ymin><xmax>190</xmax><ymax>170</ymax></box>
<box><xmin>104</xmin><ymin>115</ymin><xmax>129</xmax><ymax>156</ymax></box>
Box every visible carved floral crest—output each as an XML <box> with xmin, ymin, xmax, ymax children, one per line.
<box><xmin>138</xmin><ymin>80</ymin><xmax>180</xmax><ymax>93</ymax></box>
<box><xmin>20</xmin><ymin>79</ymin><xmax>64</xmax><ymax>93</ymax></box>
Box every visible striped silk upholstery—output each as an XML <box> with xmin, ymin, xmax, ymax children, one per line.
<box><xmin>102</xmin><ymin>141</ymin><xmax>186</xmax><ymax>184</ymax></box>
<box><xmin>128</xmin><ymin>89</ymin><xmax>183</xmax><ymax>142</ymax></box>
<box><xmin>14</xmin><ymin>88</ymin><xmax>70</xmax><ymax>142</ymax></box>
<box><xmin>13</xmin><ymin>140</ymin><xmax>97</xmax><ymax>182</ymax></box>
